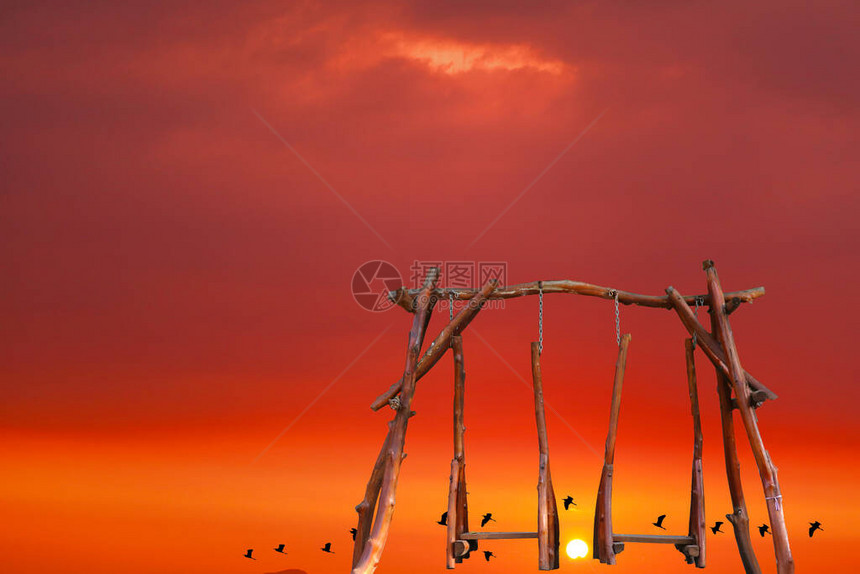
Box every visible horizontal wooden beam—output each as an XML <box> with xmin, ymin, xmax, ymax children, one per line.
<box><xmin>389</xmin><ymin>280</ymin><xmax>764</xmax><ymax>313</ymax></box>
<box><xmin>459</xmin><ymin>531</ymin><xmax>538</xmax><ymax>540</ymax></box>
<box><xmin>613</xmin><ymin>534</ymin><xmax>695</xmax><ymax>545</ymax></box>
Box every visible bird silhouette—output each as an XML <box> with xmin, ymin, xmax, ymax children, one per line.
<box><xmin>437</xmin><ymin>512</ymin><xmax>448</xmax><ymax>526</ymax></box>
<box><xmin>350</xmin><ymin>528</ymin><xmax>358</xmax><ymax>540</ymax></box>
<box><xmin>321</xmin><ymin>542</ymin><xmax>335</xmax><ymax>553</ymax></box>
<box><xmin>483</xmin><ymin>551</ymin><xmax>495</xmax><ymax>562</ymax></box>
<box><xmin>809</xmin><ymin>521</ymin><xmax>823</xmax><ymax>537</ymax></box>
<box><xmin>243</xmin><ymin>549</ymin><xmax>256</xmax><ymax>560</ymax></box>
<box><xmin>481</xmin><ymin>513</ymin><xmax>496</xmax><ymax>527</ymax></box>
<box><xmin>563</xmin><ymin>496</ymin><xmax>577</xmax><ymax>510</ymax></box>
<box><xmin>758</xmin><ymin>524</ymin><xmax>771</xmax><ymax>537</ymax></box>
<box><xmin>710</xmin><ymin>521</ymin><xmax>724</xmax><ymax>534</ymax></box>
<box><xmin>273</xmin><ymin>543</ymin><xmax>287</xmax><ymax>554</ymax></box>
<box><xmin>652</xmin><ymin>515</ymin><xmax>667</xmax><ymax>530</ymax></box>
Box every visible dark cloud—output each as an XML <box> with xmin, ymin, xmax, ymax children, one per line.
<box><xmin>1</xmin><ymin>0</ymin><xmax>856</xmax><ymax>434</ymax></box>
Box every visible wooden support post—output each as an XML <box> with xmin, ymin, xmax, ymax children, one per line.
<box><xmin>531</xmin><ymin>343</ymin><xmax>559</xmax><ymax>570</ymax></box>
<box><xmin>703</xmin><ymin>261</ymin><xmax>794</xmax><ymax>574</ymax></box>
<box><xmin>446</xmin><ymin>335</ymin><xmax>470</xmax><ymax>568</ymax></box>
<box><xmin>352</xmin><ymin>270</ymin><xmax>439</xmax><ymax>574</ymax></box>
<box><xmin>371</xmin><ymin>279</ymin><xmax>498</xmax><ymax>411</ymax></box>
<box><xmin>593</xmin><ymin>333</ymin><xmax>631</xmax><ymax>565</ymax></box>
<box><xmin>685</xmin><ymin>339</ymin><xmax>707</xmax><ymax>568</ymax></box>
<box><xmin>352</xmin><ymin>430</ymin><xmax>391</xmax><ymax>568</ymax></box>
<box><xmin>711</xmin><ymin>312</ymin><xmax>761</xmax><ymax>574</ymax></box>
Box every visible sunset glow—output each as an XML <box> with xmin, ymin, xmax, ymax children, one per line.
<box><xmin>388</xmin><ymin>34</ymin><xmax>566</xmax><ymax>74</ymax></box>
<box><xmin>566</xmin><ymin>538</ymin><xmax>589</xmax><ymax>559</ymax></box>
<box><xmin>1</xmin><ymin>2</ymin><xmax>856</xmax><ymax>574</ymax></box>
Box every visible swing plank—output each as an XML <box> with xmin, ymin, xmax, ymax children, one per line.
<box><xmin>460</xmin><ymin>531</ymin><xmax>538</xmax><ymax>540</ymax></box>
<box><xmin>614</xmin><ymin>534</ymin><xmax>695</xmax><ymax>545</ymax></box>
<box><xmin>531</xmin><ymin>342</ymin><xmax>559</xmax><ymax>570</ymax></box>
<box><xmin>685</xmin><ymin>338</ymin><xmax>707</xmax><ymax>568</ymax></box>
<box><xmin>593</xmin><ymin>333</ymin><xmax>631</xmax><ymax>566</ymax></box>
<box><xmin>446</xmin><ymin>335</ymin><xmax>469</xmax><ymax>568</ymax></box>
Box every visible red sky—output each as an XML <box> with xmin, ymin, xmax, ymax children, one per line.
<box><xmin>1</xmin><ymin>1</ymin><xmax>858</xmax><ymax>573</ymax></box>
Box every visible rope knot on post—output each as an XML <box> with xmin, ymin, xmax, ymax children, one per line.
<box><xmin>388</xmin><ymin>396</ymin><xmax>401</xmax><ymax>410</ymax></box>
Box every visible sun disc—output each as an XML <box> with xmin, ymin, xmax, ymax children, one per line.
<box><xmin>566</xmin><ymin>538</ymin><xmax>588</xmax><ymax>559</ymax></box>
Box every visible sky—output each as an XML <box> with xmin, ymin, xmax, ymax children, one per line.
<box><xmin>1</xmin><ymin>1</ymin><xmax>858</xmax><ymax>573</ymax></box>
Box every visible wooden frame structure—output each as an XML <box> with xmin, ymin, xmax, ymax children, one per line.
<box><xmin>350</xmin><ymin>261</ymin><xmax>794</xmax><ymax>574</ymax></box>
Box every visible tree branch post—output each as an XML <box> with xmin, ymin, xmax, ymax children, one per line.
<box><xmin>703</xmin><ymin>260</ymin><xmax>794</xmax><ymax>574</ymax></box>
<box><xmin>710</xmin><ymin>308</ymin><xmax>761</xmax><ymax>574</ymax></box>
<box><xmin>446</xmin><ymin>335</ymin><xmax>470</xmax><ymax>568</ymax></box>
<box><xmin>352</xmin><ymin>269</ymin><xmax>439</xmax><ymax>574</ymax></box>
<box><xmin>685</xmin><ymin>339</ymin><xmax>707</xmax><ymax>568</ymax></box>
<box><xmin>531</xmin><ymin>342</ymin><xmax>559</xmax><ymax>570</ymax></box>
<box><xmin>593</xmin><ymin>333</ymin><xmax>631</xmax><ymax>565</ymax></box>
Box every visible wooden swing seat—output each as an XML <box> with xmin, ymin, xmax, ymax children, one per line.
<box><xmin>445</xmin><ymin>341</ymin><xmax>559</xmax><ymax>569</ymax></box>
<box><xmin>593</xmin><ymin>336</ymin><xmax>707</xmax><ymax>568</ymax></box>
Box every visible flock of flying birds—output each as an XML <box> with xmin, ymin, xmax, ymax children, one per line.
<box><xmin>652</xmin><ymin>514</ymin><xmax>823</xmax><ymax>539</ymax></box>
<box><xmin>243</xmin><ymin>494</ymin><xmax>823</xmax><ymax>562</ymax></box>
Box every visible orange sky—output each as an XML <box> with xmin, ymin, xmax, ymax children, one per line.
<box><xmin>1</xmin><ymin>1</ymin><xmax>858</xmax><ymax>573</ymax></box>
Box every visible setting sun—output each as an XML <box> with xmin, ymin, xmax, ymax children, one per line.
<box><xmin>566</xmin><ymin>539</ymin><xmax>589</xmax><ymax>559</ymax></box>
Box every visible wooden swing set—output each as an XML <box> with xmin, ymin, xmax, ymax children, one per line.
<box><xmin>350</xmin><ymin>261</ymin><xmax>794</xmax><ymax>574</ymax></box>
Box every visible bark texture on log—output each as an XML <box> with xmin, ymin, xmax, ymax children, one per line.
<box><xmin>531</xmin><ymin>343</ymin><xmax>559</xmax><ymax>570</ymax></box>
<box><xmin>371</xmin><ymin>280</ymin><xmax>498</xmax><ymax>411</ymax></box>
<box><xmin>352</xmin><ymin>270</ymin><xmax>439</xmax><ymax>574</ymax></box>
<box><xmin>593</xmin><ymin>334</ymin><xmax>631</xmax><ymax>565</ymax></box>
<box><xmin>703</xmin><ymin>261</ymin><xmax>794</xmax><ymax>574</ymax></box>
<box><xmin>666</xmin><ymin>287</ymin><xmax>777</xmax><ymax>403</ymax></box>
<box><xmin>711</xmin><ymin>313</ymin><xmax>761</xmax><ymax>574</ymax></box>
<box><xmin>390</xmin><ymin>280</ymin><xmax>764</xmax><ymax>312</ymax></box>
<box><xmin>685</xmin><ymin>339</ymin><xmax>707</xmax><ymax>568</ymax></box>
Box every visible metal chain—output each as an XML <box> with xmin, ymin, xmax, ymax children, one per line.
<box><xmin>614</xmin><ymin>291</ymin><xmax>621</xmax><ymax>346</ymax></box>
<box><xmin>449</xmin><ymin>291</ymin><xmax>454</xmax><ymax>322</ymax></box>
<box><xmin>538</xmin><ymin>281</ymin><xmax>544</xmax><ymax>354</ymax></box>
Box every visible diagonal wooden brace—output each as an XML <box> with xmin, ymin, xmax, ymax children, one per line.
<box><xmin>371</xmin><ymin>279</ymin><xmax>498</xmax><ymax>411</ymax></box>
<box><xmin>665</xmin><ymin>287</ymin><xmax>777</xmax><ymax>404</ymax></box>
